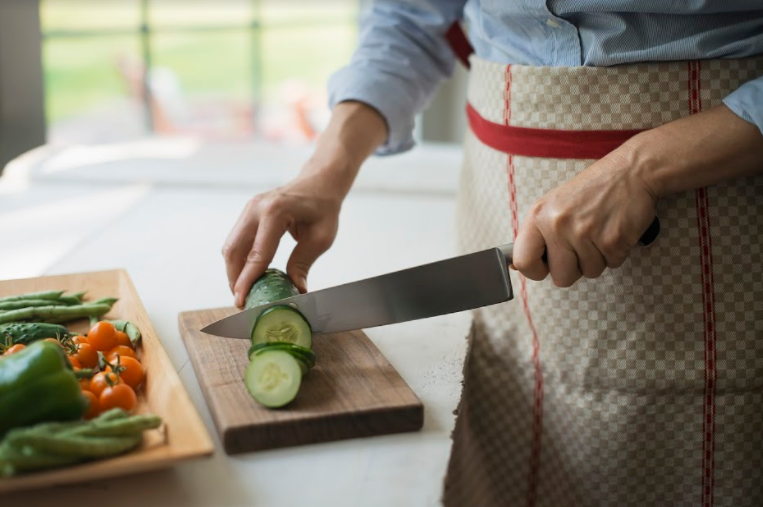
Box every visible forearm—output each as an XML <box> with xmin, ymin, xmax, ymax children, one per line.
<box><xmin>300</xmin><ymin>101</ymin><xmax>388</xmax><ymax>198</ymax></box>
<box><xmin>631</xmin><ymin>104</ymin><xmax>763</xmax><ymax>198</ymax></box>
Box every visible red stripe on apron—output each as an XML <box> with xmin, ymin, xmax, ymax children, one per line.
<box><xmin>689</xmin><ymin>60</ymin><xmax>717</xmax><ymax>507</ymax></box>
<box><xmin>502</xmin><ymin>64</ymin><xmax>544</xmax><ymax>507</ymax></box>
<box><xmin>466</xmin><ymin>103</ymin><xmax>646</xmax><ymax>159</ymax></box>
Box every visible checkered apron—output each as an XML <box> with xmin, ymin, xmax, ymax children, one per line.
<box><xmin>443</xmin><ymin>56</ymin><xmax>763</xmax><ymax>507</ymax></box>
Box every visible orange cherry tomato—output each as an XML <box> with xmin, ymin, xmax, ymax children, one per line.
<box><xmin>72</xmin><ymin>342</ymin><xmax>99</xmax><ymax>369</ymax></box>
<box><xmin>83</xmin><ymin>391</ymin><xmax>100</xmax><ymax>419</ymax></box>
<box><xmin>71</xmin><ymin>335</ymin><xmax>89</xmax><ymax>345</ymax></box>
<box><xmin>106</xmin><ymin>356</ymin><xmax>144</xmax><ymax>389</ymax></box>
<box><xmin>89</xmin><ymin>371</ymin><xmax>123</xmax><ymax>398</ymax></box>
<box><xmin>68</xmin><ymin>356</ymin><xmax>82</xmax><ymax>369</ymax></box>
<box><xmin>87</xmin><ymin>321</ymin><xmax>118</xmax><ymax>352</ymax></box>
<box><xmin>99</xmin><ymin>384</ymin><xmax>137</xmax><ymax>413</ymax></box>
<box><xmin>116</xmin><ymin>331</ymin><xmax>132</xmax><ymax>349</ymax></box>
<box><xmin>105</xmin><ymin>345</ymin><xmax>138</xmax><ymax>363</ymax></box>
<box><xmin>79</xmin><ymin>377</ymin><xmax>91</xmax><ymax>392</ymax></box>
<box><xmin>4</xmin><ymin>344</ymin><xmax>26</xmax><ymax>356</ymax></box>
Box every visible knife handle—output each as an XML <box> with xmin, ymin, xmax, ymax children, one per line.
<box><xmin>500</xmin><ymin>216</ymin><xmax>660</xmax><ymax>266</ymax></box>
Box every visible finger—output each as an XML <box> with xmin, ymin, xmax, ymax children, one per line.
<box><xmin>575</xmin><ymin>239</ymin><xmax>607</xmax><ymax>279</ymax></box>
<box><xmin>596</xmin><ymin>231</ymin><xmax>631</xmax><ymax>269</ymax></box>
<box><xmin>546</xmin><ymin>244</ymin><xmax>581</xmax><ymax>288</ymax></box>
<box><xmin>222</xmin><ymin>198</ymin><xmax>261</xmax><ymax>293</ymax></box>
<box><xmin>286</xmin><ymin>226</ymin><xmax>336</xmax><ymax>293</ymax></box>
<box><xmin>233</xmin><ymin>215</ymin><xmax>288</xmax><ymax>308</ymax></box>
<box><xmin>512</xmin><ymin>222</ymin><xmax>549</xmax><ymax>281</ymax></box>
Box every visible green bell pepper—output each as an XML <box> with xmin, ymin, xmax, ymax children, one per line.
<box><xmin>0</xmin><ymin>341</ymin><xmax>88</xmax><ymax>435</ymax></box>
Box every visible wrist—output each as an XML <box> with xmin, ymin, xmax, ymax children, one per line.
<box><xmin>623</xmin><ymin>128</ymin><xmax>676</xmax><ymax>200</ymax></box>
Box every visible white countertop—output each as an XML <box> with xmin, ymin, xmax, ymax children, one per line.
<box><xmin>0</xmin><ymin>138</ymin><xmax>470</xmax><ymax>507</ymax></box>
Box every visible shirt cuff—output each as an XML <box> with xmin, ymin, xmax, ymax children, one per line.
<box><xmin>722</xmin><ymin>76</ymin><xmax>763</xmax><ymax>136</ymax></box>
<box><xmin>327</xmin><ymin>67</ymin><xmax>417</xmax><ymax>156</ymax></box>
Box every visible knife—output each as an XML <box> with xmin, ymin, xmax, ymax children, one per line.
<box><xmin>201</xmin><ymin>215</ymin><xmax>660</xmax><ymax>339</ymax></box>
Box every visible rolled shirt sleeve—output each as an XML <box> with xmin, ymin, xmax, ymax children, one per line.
<box><xmin>723</xmin><ymin>75</ymin><xmax>763</xmax><ymax>136</ymax></box>
<box><xmin>328</xmin><ymin>0</ymin><xmax>467</xmax><ymax>155</ymax></box>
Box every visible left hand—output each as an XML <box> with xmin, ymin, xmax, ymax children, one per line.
<box><xmin>512</xmin><ymin>142</ymin><xmax>657</xmax><ymax>287</ymax></box>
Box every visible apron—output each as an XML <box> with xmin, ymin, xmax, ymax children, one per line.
<box><xmin>442</xmin><ymin>49</ymin><xmax>763</xmax><ymax>507</ymax></box>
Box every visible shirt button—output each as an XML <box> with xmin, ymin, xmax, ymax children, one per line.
<box><xmin>546</xmin><ymin>18</ymin><xmax>561</xmax><ymax>28</ymax></box>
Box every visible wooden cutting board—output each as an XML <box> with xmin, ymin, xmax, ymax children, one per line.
<box><xmin>179</xmin><ymin>308</ymin><xmax>424</xmax><ymax>454</ymax></box>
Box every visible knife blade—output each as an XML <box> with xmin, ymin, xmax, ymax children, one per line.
<box><xmin>200</xmin><ymin>244</ymin><xmax>516</xmax><ymax>339</ymax></box>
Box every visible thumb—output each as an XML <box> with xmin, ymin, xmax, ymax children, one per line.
<box><xmin>286</xmin><ymin>229</ymin><xmax>335</xmax><ymax>293</ymax></box>
<box><xmin>512</xmin><ymin>221</ymin><xmax>550</xmax><ymax>281</ymax></box>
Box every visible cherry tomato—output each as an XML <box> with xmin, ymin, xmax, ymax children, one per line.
<box><xmin>83</xmin><ymin>391</ymin><xmax>100</xmax><ymax>419</ymax></box>
<box><xmin>87</xmin><ymin>321</ymin><xmax>118</xmax><ymax>352</ymax></box>
<box><xmin>71</xmin><ymin>335</ymin><xmax>89</xmax><ymax>345</ymax></box>
<box><xmin>106</xmin><ymin>356</ymin><xmax>144</xmax><ymax>389</ymax></box>
<box><xmin>68</xmin><ymin>356</ymin><xmax>82</xmax><ymax>369</ymax></box>
<box><xmin>116</xmin><ymin>331</ymin><xmax>132</xmax><ymax>349</ymax></box>
<box><xmin>72</xmin><ymin>342</ymin><xmax>99</xmax><ymax>369</ymax></box>
<box><xmin>99</xmin><ymin>384</ymin><xmax>137</xmax><ymax>413</ymax></box>
<box><xmin>4</xmin><ymin>344</ymin><xmax>26</xmax><ymax>356</ymax></box>
<box><xmin>106</xmin><ymin>345</ymin><xmax>137</xmax><ymax>363</ymax></box>
<box><xmin>89</xmin><ymin>371</ymin><xmax>123</xmax><ymax>398</ymax></box>
<box><xmin>79</xmin><ymin>377</ymin><xmax>91</xmax><ymax>392</ymax></box>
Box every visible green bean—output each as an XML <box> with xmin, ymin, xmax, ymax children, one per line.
<box><xmin>63</xmin><ymin>414</ymin><xmax>161</xmax><ymax>438</ymax></box>
<box><xmin>91</xmin><ymin>297</ymin><xmax>119</xmax><ymax>307</ymax></box>
<box><xmin>0</xmin><ymin>302</ymin><xmax>115</xmax><ymax>325</ymax></box>
<box><xmin>102</xmin><ymin>319</ymin><xmax>142</xmax><ymax>346</ymax></box>
<box><xmin>0</xmin><ymin>291</ymin><xmax>65</xmax><ymax>304</ymax></box>
<box><xmin>0</xmin><ymin>299</ymin><xmax>73</xmax><ymax>312</ymax></box>
<box><xmin>0</xmin><ymin>444</ymin><xmax>79</xmax><ymax>477</ymax></box>
<box><xmin>7</xmin><ymin>433</ymin><xmax>142</xmax><ymax>458</ymax></box>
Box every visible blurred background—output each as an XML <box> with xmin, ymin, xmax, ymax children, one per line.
<box><xmin>0</xmin><ymin>0</ymin><xmax>467</xmax><ymax>170</ymax></box>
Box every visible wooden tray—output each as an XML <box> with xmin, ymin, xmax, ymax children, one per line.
<box><xmin>180</xmin><ymin>308</ymin><xmax>424</xmax><ymax>454</ymax></box>
<box><xmin>0</xmin><ymin>270</ymin><xmax>214</xmax><ymax>494</ymax></box>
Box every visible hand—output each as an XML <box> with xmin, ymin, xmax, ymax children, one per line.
<box><xmin>223</xmin><ymin>170</ymin><xmax>342</xmax><ymax>307</ymax></box>
<box><xmin>222</xmin><ymin>101</ymin><xmax>388</xmax><ymax>308</ymax></box>
<box><xmin>512</xmin><ymin>142</ymin><xmax>657</xmax><ymax>287</ymax></box>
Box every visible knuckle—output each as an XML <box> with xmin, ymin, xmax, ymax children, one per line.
<box><xmin>221</xmin><ymin>243</ymin><xmax>235</xmax><ymax>260</ymax></box>
<box><xmin>245</xmin><ymin>248</ymin><xmax>267</xmax><ymax>265</ymax></box>
<box><xmin>261</xmin><ymin>194</ymin><xmax>285</xmax><ymax>216</ymax></box>
<box><xmin>547</xmin><ymin>208</ymin><xmax>570</xmax><ymax>232</ymax></box>
<box><xmin>247</xmin><ymin>194</ymin><xmax>264</xmax><ymax>210</ymax></box>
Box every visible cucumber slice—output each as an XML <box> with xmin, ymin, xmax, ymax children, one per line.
<box><xmin>245</xmin><ymin>350</ymin><xmax>302</xmax><ymax>408</ymax></box>
<box><xmin>252</xmin><ymin>305</ymin><xmax>312</xmax><ymax>349</ymax></box>
<box><xmin>248</xmin><ymin>342</ymin><xmax>316</xmax><ymax>375</ymax></box>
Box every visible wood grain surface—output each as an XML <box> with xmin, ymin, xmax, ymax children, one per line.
<box><xmin>0</xmin><ymin>270</ymin><xmax>213</xmax><ymax>494</ymax></box>
<box><xmin>179</xmin><ymin>308</ymin><xmax>424</xmax><ymax>454</ymax></box>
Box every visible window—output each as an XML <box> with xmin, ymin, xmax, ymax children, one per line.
<box><xmin>40</xmin><ymin>0</ymin><xmax>359</xmax><ymax>144</ymax></box>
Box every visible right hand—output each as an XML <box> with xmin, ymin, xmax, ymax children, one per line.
<box><xmin>223</xmin><ymin>169</ymin><xmax>343</xmax><ymax>308</ymax></box>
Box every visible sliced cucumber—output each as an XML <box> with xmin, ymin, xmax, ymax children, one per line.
<box><xmin>252</xmin><ymin>305</ymin><xmax>312</xmax><ymax>349</ymax></box>
<box><xmin>245</xmin><ymin>350</ymin><xmax>302</xmax><ymax>408</ymax></box>
<box><xmin>248</xmin><ymin>342</ymin><xmax>316</xmax><ymax>375</ymax></box>
<box><xmin>245</xmin><ymin>269</ymin><xmax>299</xmax><ymax>310</ymax></box>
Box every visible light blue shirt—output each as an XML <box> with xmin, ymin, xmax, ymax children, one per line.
<box><xmin>328</xmin><ymin>0</ymin><xmax>763</xmax><ymax>155</ymax></box>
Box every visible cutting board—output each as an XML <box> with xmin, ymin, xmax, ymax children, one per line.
<box><xmin>179</xmin><ymin>308</ymin><xmax>424</xmax><ymax>454</ymax></box>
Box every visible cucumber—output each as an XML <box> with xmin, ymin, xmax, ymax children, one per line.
<box><xmin>252</xmin><ymin>306</ymin><xmax>312</xmax><ymax>349</ymax></box>
<box><xmin>245</xmin><ymin>269</ymin><xmax>311</xmax><ymax>348</ymax></box>
<box><xmin>245</xmin><ymin>350</ymin><xmax>302</xmax><ymax>408</ymax></box>
<box><xmin>0</xmin><ymin>323</ymin><xmax>70</xmax><ymax>346</ymax></box>
<box><xmin>244</xmin><ymin>269</ymin><xmax>299</xmax><ymax>310</ymax></box>
<box><xmin>248</xmin><ymin>342</ymin><xmax>316</xmax><ymax>376</ymax></box>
